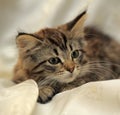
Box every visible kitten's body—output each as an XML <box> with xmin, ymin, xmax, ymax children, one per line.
<box><xmin>13</xmin><ymin>12</ymin><xmax>120</xmax><ymax>103</ymax></box>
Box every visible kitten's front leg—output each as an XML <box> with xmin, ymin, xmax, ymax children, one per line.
<box><xmin>38</xmin><ymin>86</ymin><xmax>56</xmax><ymax>104</ymax></box>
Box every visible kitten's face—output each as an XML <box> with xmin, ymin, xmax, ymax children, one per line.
<box><xmin>15</xmin><ymin>29</ymin><xmax>88</xmax><ymax>84</ymax></box>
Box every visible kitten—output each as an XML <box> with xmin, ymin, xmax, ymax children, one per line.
<box><xmin>13</xmin><ymin>11</ymin><xmax>120</xmax><ymax>103</ymax></box>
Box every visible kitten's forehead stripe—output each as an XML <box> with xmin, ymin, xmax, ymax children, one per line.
<box><xmin>53</xmin><ymin>49</ymin><xmax>59</xmax><ymax>56</ymax></box>
<box><xmin>55</xmin><ymin>31</ymin><xmax>68</xmax><ymax>51</ymax></box>
<box><xmin>44</xmin><ymin>29</ymin><xmax>67</xmax><ymax>51</ymax></box>
<box><xmin>60</xmin><ymin>32</ymin><xmax>67</xmax><ymax>50</ymax></box>
<box><xmin>69</xmin><ymin>44</ymin><xmax>73</xmax><ymax>50</ymax></box>
<box><xmin>48</xmin><ymin>37</ymin><xmax>59</xmax><ymax>46</ymax></box>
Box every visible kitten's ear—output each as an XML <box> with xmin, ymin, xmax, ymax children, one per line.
<box><xmin>58</xmin><ymin>11</ymin><xmax>86</xmax><ymax>32</ymax></box>
<box><xmin>16</xmin><ymin>33</ymin><xmax>41</xmax><ymax>49</ymax></box>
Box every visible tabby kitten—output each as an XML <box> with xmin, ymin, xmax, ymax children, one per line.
<box><xmin>13</xmin><ymin>11</ymin><xmax>120</xmax><ymax>103</ymax></box>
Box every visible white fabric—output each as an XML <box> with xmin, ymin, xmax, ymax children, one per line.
<box><xmin>0</xmin><ymin>79</ymin><xmax>38</xmax><ymax>115</ymax></box>
<box><xmin>34</xmin><ymin>80</ymin><xmax>120</xmax><ymax>115</ymax></box>
<box><xmin>1</xmin><ymin>79</ymin><xmax>120</xmax><ymax>115</ymax></box>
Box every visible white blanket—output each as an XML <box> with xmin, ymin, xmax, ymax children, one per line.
<box><xmin>0</xmin><ymin>79</ymin><xmax>120</xmax><ymax>115</ymax></box>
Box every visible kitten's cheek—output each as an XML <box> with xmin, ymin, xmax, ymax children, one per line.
<box><xmin>73</xmin><ymin>68</ymin><xmax>81</xmax><ymax>78</ymax></box>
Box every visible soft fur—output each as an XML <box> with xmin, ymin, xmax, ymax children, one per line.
<box><xmin>13</xmin><ymin>11</ymin><xmax>120</xmax><ymax>103</ymax></box>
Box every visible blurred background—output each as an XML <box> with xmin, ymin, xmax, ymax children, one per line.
<box><xmin>0</xmin><ymin>0</ymin><xmax>91</xmax><ymax>79</ymax></box>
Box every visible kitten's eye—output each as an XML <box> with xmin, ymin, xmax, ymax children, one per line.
<box><xmin>71</xmin><ymin>50</ymin><xmax>80</xmax><ymax>59</ymax></box>
<box><xmin>48</xmin><ymin>57</ymin><xmax>61</xmax><ymax>65</ymax></box>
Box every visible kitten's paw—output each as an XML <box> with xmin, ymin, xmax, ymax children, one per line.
<box><xmin>37</xmin><ymin>86</ymin><xmax>55</xmax><ymax>104</ymax></box>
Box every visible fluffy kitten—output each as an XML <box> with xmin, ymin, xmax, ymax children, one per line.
<box><xmin>13</xmin><ymin>11</ymin><xmax>120</xmax><ymax>103</ymax></box>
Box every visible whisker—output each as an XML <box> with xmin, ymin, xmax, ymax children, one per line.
<box><xmin>86</xmin><ymin>61</ymin><xmax>120</xmax><ymax>67</ymax></box>
<box><xmin>82</xmin><ymin>60</ymin><xmax>119</xmax><ymax>78</ymax></box>
<box><xmin>88</xmin><ymin>66</ymin><xmax>117</xmax><ymax>79</ymax></box>
<box><xmin>80</xmin><ymin>62</ymin><xmax>117</xmax><ymax>80</ymax></box>
<box><xmin>80</xmin><ymin>68</ymin><xmax>103</xmax><ymax>80</ymax></box>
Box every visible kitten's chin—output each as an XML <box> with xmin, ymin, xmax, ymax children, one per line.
<box><xmin>59</xmin><ymin>76</ymin><xmax>76</xmax><ymax>83</ymax></box>
<box><xmin>56</xmin><ymin>72</ymin><xmax>78</xmax><ymax>83</ymax></box>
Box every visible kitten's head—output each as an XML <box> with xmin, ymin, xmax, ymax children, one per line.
<box><xmin>15</xmin><ymin>29</ymin><xmax>87</xmax><ymax>83</ymax></box>
<box><xmin>13</xmin><ymin>11</ymin><xmax>89</xmax><ymax>84</ymax></box>
<box><xmin>13</xmin><ymin>11</ymin><xmax>110</xmax><ymax>84</ymax></box>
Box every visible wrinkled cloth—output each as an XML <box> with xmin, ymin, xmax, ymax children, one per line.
<box><xmin>35</xmin><ymin>80</ymin><xmax>120</xmax><ymax>115</ymax></box>
<box><xmin>0</xmin><ymin>79</ymin><xmax>120</xmax><ymax>115</ymax></box>
<box><xmin>0</xmin><ymin>79</ymin><xmax>38</xmax><ymax>115</ymax></box>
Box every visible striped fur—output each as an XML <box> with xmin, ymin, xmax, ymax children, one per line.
<box><xmin>13</xmin><ymin>12</ymin><xmax>120</xmax><ymax>103</ymax></box>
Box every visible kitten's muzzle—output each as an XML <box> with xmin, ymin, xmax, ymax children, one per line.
<box><xmin>63</xmin><ymin>61</ymin><xmax>75</xmax><ymax>73</ymax></box>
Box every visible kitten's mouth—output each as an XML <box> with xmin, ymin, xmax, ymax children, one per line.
<box><xmin>56</xmin><ymin>69</ymin><xmax>79</xmax><ymax>83</ymax></box>
<box><xmin>66</xmin><ymin>72</ymin><xmax>74</xmax><ymax>77</ymax></box>
<box><xmin>61</xmin><ymin>72</ymin><xmax>77</xmax><ymax>83</ymax></box>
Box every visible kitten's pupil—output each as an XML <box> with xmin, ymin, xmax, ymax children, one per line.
<box><xmin>71</xmin><ymin>50</ymin><xmax>79</xmax><ymax>59</ymax></box>
<box><xmin>48</xmin><ymin>57</ymin><xmax>61</xmax><ymax>64</ymax></box>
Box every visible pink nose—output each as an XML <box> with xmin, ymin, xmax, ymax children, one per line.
<box><xmin>64</xmin><ymin>61</ymin><xmax>75</xmax><ymax>73</ymax></box>
<box><xmin>66</xmin><ymin>66</ymin><xmax>75</xmax><ymax>73</ymax></box>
